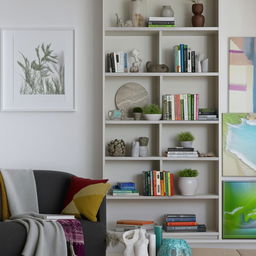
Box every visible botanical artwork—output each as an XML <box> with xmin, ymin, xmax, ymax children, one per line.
<box><xmin>223</xmin><ymin>181</ymin><xmax>256</xmax><ymax>239</ymax></box>
<box><xmin>18</xmin><ymin>43</ymin><xmax>65</xmax><ymax>95</ymax></box>
<box><xmin>2</xmin><ymin>29</ymin><xmax>74</xmax><ymax>111</ymax></box>
<box><xmin>223</xmin><ymin>113</ymin><xmax>256</xmax><ymax>176</ymax></box>
<box><xmin>229</xmin><ymin>37</ymin><xmax>256</xmax><ymax>112</ymax></box>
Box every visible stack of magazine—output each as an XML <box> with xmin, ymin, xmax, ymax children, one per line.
<box><xmin>165</xmin><ymin>147</ymin><xmax>198</xmax><ymax>158</ymax></box>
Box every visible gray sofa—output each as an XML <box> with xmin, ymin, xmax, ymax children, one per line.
<box><xmin>0</xmin><ymin>170</ymin><xmax>106</xmax><ymax>256</ymax></box>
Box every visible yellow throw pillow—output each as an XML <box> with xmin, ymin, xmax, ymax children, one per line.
<box><xmin>62</xmin><ymin>183</ymin><xmax>110</xmax><ymax>222</ymax></box>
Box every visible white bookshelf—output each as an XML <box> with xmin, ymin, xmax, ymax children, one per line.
<box><xmin>103</xmin><ymin>0</ymin><xmax>221</xmax><ymax>251</ymax></box>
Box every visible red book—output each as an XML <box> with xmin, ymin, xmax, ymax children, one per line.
<box><xmin>166</xmin><ymin>222</ymin><xmax>198</xmax><ymax>226</ymax></box>
<box><xmin>170</xmin><ymin>173</ymin><xmax>174</xmax><ymax>196</ymax></box>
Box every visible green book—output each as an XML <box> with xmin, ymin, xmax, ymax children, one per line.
<box><xmin>187</xmin><ymin>94</ymin><xmax>192</xmax><ymax>120</ymax></box>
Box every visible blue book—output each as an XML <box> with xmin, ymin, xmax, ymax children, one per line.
<box><xmin>166</xmin><ymin>217</ymin><xmax>196</xmax><ymax>222</ymax></box>
<box><xmin>180</xmin><ymin>44</ymin><xmax>184</xmax><ymax>72</ymax></box>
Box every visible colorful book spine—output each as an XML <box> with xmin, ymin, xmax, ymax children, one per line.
<box><xmin>180</xmin><ymin>44</ymin><xmax>184</xmax><ymax>72</ymax></box>
<box><xmin>165</xmin><ymin>217</ymin><xmax>197</xmax><ymax>222</ymax></box>
<box><xmin>166</xmin><ymin>222</ymin><xmax>197</xmax><ymax>226</ymax></box>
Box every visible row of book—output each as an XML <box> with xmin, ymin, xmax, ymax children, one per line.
<box><xmin>143</xmin><ymin>170</ymin><xmax>174</xmax><ymax>197</ymax></box>
<box><xmin>111</xmin><ymin>182</ymin><xmax>139</xmax><ymax>196</ymax></box>
<box><xmin>165</xmin><ymin>147</ymin><xmax>198</xmax><ymax>158</ymax></box>
<box><xmin>198</xmin><ymin>108</ymin><xmax>218</xmax><ymax>120</ymax></box>
<box><xmin>163</xmin><ymin>214</ymin><xmax>206</xmax><ymax>232</ymax></box>
<box><xmin>115</xmin><ymin>219</ymin><xmax>154</xmax><ymax>232</ymax></box>
<box><xmin>162</xmin><ymin>94</ymin><xmax>199</xmax><ymax>121</ymax></box>
<box><xmin>106</xmin><ymin>52</ymin><xmax>128</xmax><ymax>73</ymax></box>
<box><xmin>148</xmin><ymin>17</ymin><xmax>175</xmax><ymax>27</ymax></box>
<box><xmin>173</xmin><ymin>44</ymin><xmax>197</xmax><ymax>73</ymax></box>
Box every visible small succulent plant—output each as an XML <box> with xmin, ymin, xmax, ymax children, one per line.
<box><xmin>178</xmin><ymin>132</ymin><xmax>195</xmax><ymax>142</ymax></box>
<box><xmin>178</xmin><ymin>168</ymin><xmax>199</xmax><ymax>177</ymax></box>
<box><xmin>133</xmin><ymin>107</ymin><xmax>143</xmax><ymax>113</ymax></box>
<box><xmin>143</xmin><ymin>104</ymin><xmax>161</xmax><ymax>114</ymax></box>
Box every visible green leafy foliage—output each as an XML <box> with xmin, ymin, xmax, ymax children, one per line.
<box><xmin>191</xmin><ymin>0</ymin><xmax>200</xmax><ymax>3</ymax></box>
<box><xmin>133</xmin><ymin>107</ymin><xmax>143</xmax><ymax>113</ymax></box>
<box><xmin>143</xmin><ymin>104</ymin><xmax>161</xmax><ymax>114</ymax></box>
<box><xmin>178</xmin><ymin>168</ymin><xmax>198</xmax><ymax>177</ymax></box>
<box><xmin>18</xmin><ymin>43</ymin><xmax>65</xmax><ymax>95</ymax></box>
<box><xmin>178</xmin><ymin>132</ymin><xmax>195</xmax><ymax>142</ymax></box>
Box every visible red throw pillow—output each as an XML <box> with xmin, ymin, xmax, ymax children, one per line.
<box><xmin>64</xmin><ymin>176</ymin><xmax>108</xmax><ymax>207</ymax></box>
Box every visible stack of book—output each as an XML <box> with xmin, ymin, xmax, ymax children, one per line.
<box><xmin>173</xmin><ymin>44</ymin><xmax>196</xmax><ymax>73</ymax></box>
<box><xmin>115</xmin><ymin>219</ymin><xmax>154</xmax><ymax>232</ymax></box>
<box><xmin>106</xmin><ymin>52</ymin><xmax>128</xmax><ymax>73</ymax></box>
<box><xmin>148</xmin><ymin>17</ymin><xmax>175</xmax><ymax>27</ymax></box>
<box><xmin>198</xmin><ymin>108</ymin><xmax>218</xmax><ymax>121</ymax></box>
<box><xmin>112</xmin><ymin>182</ymin><xmax>139</xmax><ymax>196</ymax></box>
<box><xmin>143</xmin><ymin>170</ymin><xmax>174</xmax><ymax>196</ymax></box>
<box><xmin>162</xmin><ymin>94</ymin><xmax>199</xmax><ymax>121</ymax></box>
<box><xmin>163</xmin><ymin>214</ymin><xmax>206</xmax><ymax>232</ymax></box>
<box><xmin>165</xmin><ymin>147</ymin><xmax>198</xmax><ymax>158</ymax></box>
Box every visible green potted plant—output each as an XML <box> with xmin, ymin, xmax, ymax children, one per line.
<box><xmin>133</xmin><ymin>107</ymin><xmax>143</xmax><ymax>120</ymax></box>
<box><xmin>178</xmin><ymin>168</ymin><xmax>199</xmax><ymax>195</ymax></box>
<box><xmin>177</xmin><ymin>131</ymin><xmax>195</xmax><ymax>148</ymax></box>
<box><xmin>143</xmin><ymin>104</ymin><xmax>162</xmax><ymax>121</ymax></box>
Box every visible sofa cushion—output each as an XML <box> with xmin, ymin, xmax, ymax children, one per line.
<box><xmin>62</xmin><ymin>183</ymin><xmax>110</xmax><ymax>222</ymax></box>
<box><xmin>63</xmin><ymin>176</ymin><xmax>108</xmax><ymax>207</ymax></box>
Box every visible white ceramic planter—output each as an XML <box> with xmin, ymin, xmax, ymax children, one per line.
<box><xmin>144</xmin><ymin>114</ymin><xmax>162</xmax><ymax>121</ymax></box>
<box><xmin>178</xmin><ymin>177</ymin><xmax>198</xmax><ymax>196</ymax></box>
<box><xmin>180</xmin><ymin>141</ymin><xmax>193</xmax><ymax>148</ymax></box>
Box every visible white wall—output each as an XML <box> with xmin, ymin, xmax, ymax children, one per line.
<box><xmin>219</xmin><ymin>0</ymin><xmax>256</xmax><ymax>113</ymax></box>
<box><xmin>0</xmin><ymin>0</ymin><xmax>102</xmax><ymax>178</ymax></box>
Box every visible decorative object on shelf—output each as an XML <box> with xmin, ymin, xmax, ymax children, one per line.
<box><xmin>195</xmin><ymin>54</ymin><xmax>202</xmax><ymax>73</ymax></box>
<box><xmin>177</xmin><ymin>132</ymin><xmax>195</xmax><ymax>148</ymax></box>
<box><xmin>223</xmin><ymin>181</ymin><xmax>256</xmax><ymax>239</ymax></box>
<box><xmin>130</xmin><ymin>49</ymin><xmax>142</xmax><ymax>72</ymax></box>
<box><xmin>161</xmin><ymin>5</ymin><xmax>174</xmax><ymax>18</ymax></box>
<box><xmin>131</xmin><ymin>0</ymin><xmax>145</xmax><ymax>27</ymax></box>
<box><xmin>133</xmin><ymin>107</ymin><xmax>143</xmax><ymax>120</ymax></box>
<box><xmin>115</xmin><ymin>82</ymin><xmax>149</xmax><ymax>117</ymax></box>
<box><xmin>143</xmin><ymin>104</ymin><xmax>162</xmax><ymax>121</ymax></box>
<box><xmin>158</xmin><ymin>239</ymin><xmax>192</xmax><ymax>256</ymax></box>
<box><xmin>131</xmin><ymin>141</ymin><xmax>140</xmax><ymax>157</ymax></box>
<box><xmin>115</xmin><ymin>13</ymin><xmax>124</xmax><ymax>27</ymax></box>
<box><xmin>134</xmin><ymin>228</ymin><xmax>149</xmax><ymax>256</ymax></box>
<box><xmin>201</xmin><ymin>58</ymin><xmax>209</xmax><ymax>72</ymax></box>
<box><xmin>139</xmin><ymin>137</ymin><xmax>149</xmax><ymax>157</ymax></box>
<box><xmin>229</xmin><ymin>37</ymin><xmax>256</xmax><ymax>113</ymax></box>
<box><xmin>125</xmin><ymin>20</ymin><xmax>134</xmax><ymax>27</ymax></box>
<box><xmin>191</xmin><ymin>1</ymin><xmax>205</xmax><ymax>27</ymax></box>
<box><xmin>108</xmin><ymin>109</ymin><xmax>124</xmax><ymax>120</ymax></box>
<box><xmin>178</xmin><ymin>168</ymin><xmax>199</xmax><ymax>196</ymax></box>
<box><xmin>107</xmin><ymin>139</ymin><xmax>126</xmax><ymax>157</ymax></box>
<box><xmin>123</xmin><ymin>229</ymin><xmax>140</xmax><ymax>256</ymax></box>
<box><xmin>198</xmin><ymin>152</ymin><xmax>215</xmax><ymax>157</ymax></box>
<box><xmin>154</xmin><ymin>225</ymin><xmax>162</xmax><ymax>253</ymax></box>
<box><xmin>146</xmin><ymin>61</ymin><xmax>169</xmax><ymax>73</ymax></box>
<box><xmin>223</xmin><ymin>113</ymin><xmax>256</xmax><ymax>176</ymax></box>
<box><xmin>1</xmin><ymin>28</ymin><xmax>75</xmax><ymax>111</ymax></box>
<box><xmin>148</xmin><ymin>233</ymin><xmax>156</xmax><ymax>256</ymax></box>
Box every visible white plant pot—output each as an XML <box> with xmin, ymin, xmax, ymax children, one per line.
<box><xmin>180</xmin><ymin>141</ymin><xmax>193</xmax><ymax>148</ymax></box>
<box><xmin>144</xmin><ymin>114</ymin><xmax>162</xmax><ymax>121</ymax></box>
<box><xmin>178</xmin><ymin>177</ymin><xmax>198</xmax><ymax>196</ymax></box>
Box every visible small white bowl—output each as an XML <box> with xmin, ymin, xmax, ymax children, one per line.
<box><xmin>144</xmin><ymin>114</ymin><xmax>162</xmax><ymax>121</ymax></box>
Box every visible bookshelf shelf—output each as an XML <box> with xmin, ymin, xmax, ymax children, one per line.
<box><xmin>163</xmin><ymin>231</ymin><xmax>219</xmax><ymax>239</ymax></box>
<box><xmin>107</xmin><ymin>194</ymin><xmax>219</xmax><ymax>200</ymax></box>
<box><xmin>105</xmin><ymin>72</ymin><xmax>219</xmax><ymax>77</ymax></box>
<box><xmin>105</xmin><ymin>156</ymin><xmax>219</xmax><ymax>161</ymax></box>
<box><xmin>106</xmin><ymin>120</ymin><xmax>219</xmax><ymax>125</ymax></box>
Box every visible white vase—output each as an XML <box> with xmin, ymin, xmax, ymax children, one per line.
<box><xmin>144</xmin><ymin>114</ymin><xmax>162</xmax><ymax>121</ymax></box>
<box><xmin>180</xmin><ymin>141</ymin><xmax>193</xmax><ymax>148</ymax></box>
<box><xmin>134</xmin><ymin>229</ymin><xmax>149</xmax><ymax>256</ymax></box>
<box><xmin>131</xmin><ymin>141</ymin><xmax>140</xmax><ymax>157</ymax></box>
<box><xmin>178</xmin><ymin>177</ymin><xmax>198</xmax><ymax>195</ymax></box>
<box><xmin>139</xmin><ymin>146</ymin><xmax>148</xmax><ymax>157</ymax></box>
<box><xmin>122</xmin><ymin>229</ymin><xmax>140</xmax><ymax>256</ymax></box>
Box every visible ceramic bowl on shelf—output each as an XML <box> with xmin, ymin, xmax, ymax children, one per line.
<box><xmin>144</xmin><ymin>114</ymin><xmax>162</xmax><ymax>121</ymax></box>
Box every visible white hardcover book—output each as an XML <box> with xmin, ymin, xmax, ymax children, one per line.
<box><xmin>188</xmin><ymin>48</ymin><xmax>192</xmax><ymax>73</ymax></box>
<box><xmin>171</xmin><ymin>95</ymin><xmax>175</xmax><ymax>121</ymax></box>
<box><xmin>149</xmin><ymin>17</ymin><xmax>175</xmax><ymax>22</ymax></box>
<box><xmin>184</xmin><ymin>94</ymin><xmax>188</xmax><ymax>121</ymax></box>
<box><xmin>113</xmin><ymin>52</ymin><xmax>118</xmax><ymax>73</ymax></box>
<box><xmin>119</xmin><ymin>52</ymin><xmax>125</xmax><ymax>73</ymax></box>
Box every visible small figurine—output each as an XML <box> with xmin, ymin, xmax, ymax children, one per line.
<box><xmin>115</xmin><ymin>13</ymin><xmax>124</xmax><ymax>27</ymax></box>
<box><xmin>146</xmin><ymin>61</ymin><xmax>169</xmax><ymax>72</ymax></box>
<box><xmin>130</xmin><ymin>49</ymin><xmax>142</xmax><ymax>73</ymax></box>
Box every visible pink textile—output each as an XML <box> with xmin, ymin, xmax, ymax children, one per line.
<box><xmin>57</xmin><ymin>219</ymin><xmax>85</xmax><ymax>256</ymax></box>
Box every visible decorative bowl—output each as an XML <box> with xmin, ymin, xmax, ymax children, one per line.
<box><xmin>144</xmin><ymin>114</ymin><xmax>162</xmax><ymax>121</ymax></box>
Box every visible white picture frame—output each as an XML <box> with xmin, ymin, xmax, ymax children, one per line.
<box><xmin>1</xmin><ymin>28</ymin><xmax>75</xmax><ymax>111</ymax></box>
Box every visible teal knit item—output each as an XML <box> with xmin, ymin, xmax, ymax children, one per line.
<box><xmin>157</xmin><ymin>239</ymin><xmax>192</xmax><ymax>256</ymax></box>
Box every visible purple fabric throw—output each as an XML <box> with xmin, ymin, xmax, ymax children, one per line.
<box><xmin>57</xmin><ymin>219</ymin><xmax>85</xmax><ymax>256</ymax></box>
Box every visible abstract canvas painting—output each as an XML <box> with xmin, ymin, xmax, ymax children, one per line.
<box><xmin>223</xmin><ymin>181</ymin><xmax>256</xmax><ymax>239</ymax></box>
<box><xmin>223</xmin><ymin>113</ymin><xmax>256</xmax><ymax>176</ymax></box>
<box><xmin>229</xmin><ymin>37</ymin><xmax>256</xmax><ymax>112</ymax></box>
<box><xmin>1</xmin><ymin>28</ymin><xmax>75</xmax><ymax>111</ymax></box>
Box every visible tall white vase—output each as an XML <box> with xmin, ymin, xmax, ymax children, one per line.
<box><xmin>134</xmin><ymin>229</ymin><xmax>149</xmax><ymax>256</ymax></box>
<box><xmin>122</xmin><ymin>229</ymin><xmax>139</xmax><ymax>256</ymax></box>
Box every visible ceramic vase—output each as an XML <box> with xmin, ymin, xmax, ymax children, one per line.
<box><xmin>131</xmin><ymin>0</ymin><xmax>145</xmax><ymax>27</ymax></box>
<box><xmin>178</xmin><ymin>177</ymin><xmax>198</xmax><ymax>195</ymax></box>
<box><xmin>131</xmin><ymin>141</ymin><xmax>140</xmax><ymax>157</ymax></box>
<box><xmin>134</xmin><ymin>229</ymin><xmax>149</xmax><ymax>256</ymax></box>
<box><xmin>134</xmin><ymin>112</ymin><xmax>142</xmax><ymax>120</ymax></box>
<box><xmin>180</xmin><ymin>141</ymin><xmax>193</xmax><ymax>148</ymax></box>
<box><xmin>161</xmin><ymin>5</ymin><xmax>174</xmax><ymax>17</ymax></box>
<box><xmin>122</xmin><ymin>229</ymin><xmax>139</xmax><ymax>256</ymax></box>
<box><xmin>192</xmin><ymin>4</ymin><xmax>205</xmax><ymax>27</ymax></box>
